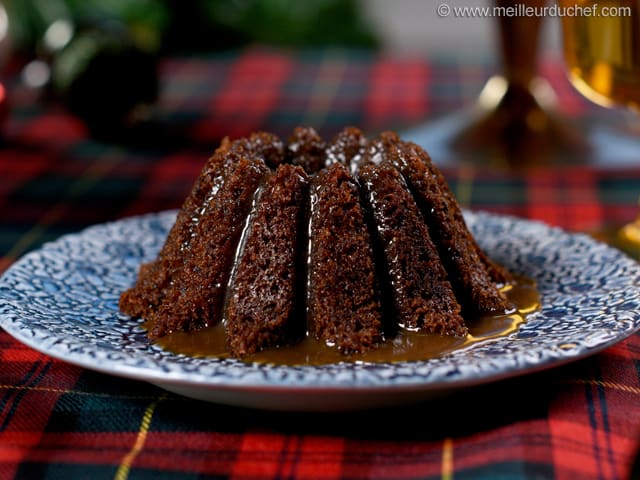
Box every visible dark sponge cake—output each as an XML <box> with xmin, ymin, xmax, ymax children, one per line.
<box><xmin>120</xmin><ymin>137</ymin><xmax>271</xmax><ymax>338</ymax></box>
<box><xmin>307</xmin><ymin>163</ymin><xmax>384</xmax><ymax>353</ymax></box>
<box><xmin>359</xmin><ymin>162</ymin><xmax>467</xmax><ymax>336</ymax></box>
<box><xmin>120</xmin><ymin>126</ymin><xmax>513</xmax><ymax>358</ymax></box>
<box><xmin>225</xmin><ymin>164</ymin><xmax>308</xmax><ymax>357</ymax></box>
<box><xmin>379</xmin><ymin>132</ymin><xmax>511</xmax><ymax>314</ymax></box>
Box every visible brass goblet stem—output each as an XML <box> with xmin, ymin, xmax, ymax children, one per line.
<box><xmin>452</xmin><ymin>0</ymin><xmax>584</xmax><ymax>167</ymax></box>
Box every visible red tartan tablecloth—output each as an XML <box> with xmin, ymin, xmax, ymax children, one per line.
<box><xmin>0</xmin><ymin>47</ymin><xmax>638</xmax><ymax>479</ymax></box>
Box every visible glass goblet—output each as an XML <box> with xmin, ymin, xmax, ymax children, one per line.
<box><xmin>560</xmin><ymin>0</ymin><xmax>640</xmax><ymax>257</ymax></box>
<box><xmin>406</xmin><ymin>0</ymin><xmax>587</xmax><ymax>168</ymax></box>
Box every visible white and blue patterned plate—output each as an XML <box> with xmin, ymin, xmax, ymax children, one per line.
<box><xmin>1</xmin><ymin>211</ymin><xmax>640</xmax><ymax>411</ymax></box>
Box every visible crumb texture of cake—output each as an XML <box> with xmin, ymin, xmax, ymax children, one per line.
<box><xmin>225</xmin><ymin>164</ymin><xmax>309</xmax><ymax>357</ymax></box>
<box><xmin>119</xmin><ymin>126</ymin><xmax>513</xmax><ymax>358</ymax></box>
<box><xmin>307</xmin><ymin>163</ymin><xmax>384</xmax><ymax>354</ymax></box>
<box><xmin>359</xmin><ymin>162</ymin><xmax>466</xmax><ymax>336</ymax></box>
<box><xmin>382</xmin><ymin>133</ymin><xmax>512</xmax><ymax>314</ymax></box>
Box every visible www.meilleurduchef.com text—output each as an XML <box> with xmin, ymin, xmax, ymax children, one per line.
<box><xmin>436</xmin><ymin>3</ymin><xmax>632</xmax><ymax>18</ymax></box>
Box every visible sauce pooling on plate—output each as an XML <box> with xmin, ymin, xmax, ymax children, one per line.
<box><xmin>154</xmin><ymin>278</ymin><xmax>540</xmax><ymax>366</ymax></box>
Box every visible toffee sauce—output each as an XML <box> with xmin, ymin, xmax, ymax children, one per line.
<box><xmin>154</xmin><ymin>278</ymin><xmax>540</xmax><ymax>366</ymax></box>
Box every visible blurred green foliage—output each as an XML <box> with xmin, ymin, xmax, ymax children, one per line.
<box><xmin>200</xmin><ymin>0</ymin><xmax>378</xmax><ymax>48</ymax></box>
<box><xmin>5</xmin><ymin>0</ymin><xmax>377</xmax><ymax>138</ymax></box>
<box><xmin>8</xmin><ymin>0</ymin><xmax>378</xmax><ymax>54</ymax></box>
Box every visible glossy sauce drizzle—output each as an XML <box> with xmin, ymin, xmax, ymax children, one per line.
<box><xmin>155</xmin><ymin>278</ymin><xmax>540</xmax><ymax>366</ymax></box>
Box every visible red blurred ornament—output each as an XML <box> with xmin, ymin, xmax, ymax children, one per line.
<box><xmin>0</xmin><ymin>82</ymin><xmax>7</xmax><ymax>130</ymax></box>
<box><xmin>0</xmin><ymin>3</ymin><xmax>9</xmax><ymax>134</ymax></box>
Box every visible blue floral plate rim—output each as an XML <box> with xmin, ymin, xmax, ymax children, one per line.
<box><xmin>1</xmin><ymin>210</ymin><xmax>639</xmax><ymax>410</ymax></box>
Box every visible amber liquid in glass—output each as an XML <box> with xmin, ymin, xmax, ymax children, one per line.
<box><xmin>560</xmin><ymin>0</ymin><xmax>640</xmax><ymax>110</ymax></box>
<box><xmin>561</xmin><ymin>0</ymin><xmax>640</xmax><ymax>254</ymax></box>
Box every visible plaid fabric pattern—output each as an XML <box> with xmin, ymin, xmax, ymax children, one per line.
<box><xmin>0</xmin><ymin>47</ymin><xmax>638</xmax><ymax>479</ymax></box>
